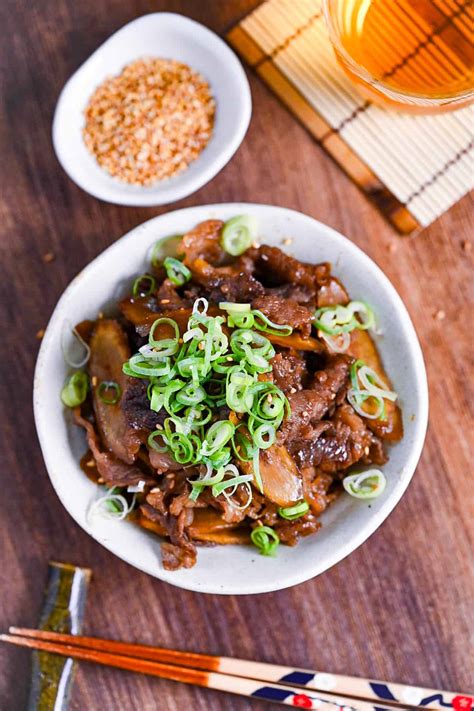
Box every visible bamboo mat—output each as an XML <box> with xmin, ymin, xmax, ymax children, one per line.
<box><xmin>227</xmin><ymin>0</ymin><xmax>474</xmax><ymax>234</ymax></box>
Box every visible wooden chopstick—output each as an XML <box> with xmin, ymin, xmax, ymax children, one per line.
<box><xmin>7</xmin><ymin>627</ymin><xmax>471</xmax><ymax>710</ymax></box>
<box><xmin>1</xmin><ymin>632</ymin><xmax>400</xmax><ymax>711</ymax></box>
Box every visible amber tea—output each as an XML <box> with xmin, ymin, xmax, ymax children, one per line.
<box><xmin>325</xmin><ymin>0</ymin><xmax>474</xmax><ymax>111</ymax></box>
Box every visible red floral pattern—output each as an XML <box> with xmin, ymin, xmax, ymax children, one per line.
<box><xmin>292</xmin><ymin>694</ymin><xmax>313</xmax><ymax>709</ymax></box>
<box><xmin>452</xmin><ymin>696</ymin><xmax>473</xmax><ymax>711</ymax></box>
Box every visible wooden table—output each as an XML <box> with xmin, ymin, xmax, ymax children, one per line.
<box><xmin>1</xmin><ymin>1</ymin><xmax>472</xmax><ymax>709</ymax></box>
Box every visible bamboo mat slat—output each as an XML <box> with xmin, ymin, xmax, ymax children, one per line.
<box><xmin>227</xmin><ymin>0</ymin><xmax>474</xmax><ymax>234</ymax></box>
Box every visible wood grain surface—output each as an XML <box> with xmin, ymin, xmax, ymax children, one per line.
<box><xmin>0</xmin><ymin>1</ymin><xmax>472</xmax><ymax>710</ymax></box>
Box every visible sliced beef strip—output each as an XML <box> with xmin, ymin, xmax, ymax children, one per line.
<box><xmin>141</xmin><ymin>474</ymin><xmax>198</xmax><ymax>570</ymax></box>
<box><xmin>155</xmin><ymin>278</ymin><xmax>191</xmax><ymax>310</ymax></box>
<box><xmin>89</xmin><ymin>319</ymin><xmax>141</xmax><ymax>464</ymax></box>
<box><xmin>271</xmin><ymin>351</ymin><xmax>307</xmax><ymax>394</ymax></box>
<box><xmin>278</xmin><ymin>355</ymin><xmax>351</xmax><ymax>443</ymax></box>
<box><xmin>301</xmin><ymin>467</ymin><xmax>337</xmax><ymax>516</ymax></box>
<box><xmin>292</xmin><ymin>403</ymin><xmax>378</xmax><ymax>473</ymax></box>
<box><xmin>191</xmin><ymin>256</ymin><xmax>265</xmax><ymax>303</ymax></box>
<box><xmin>181</xmin><ymin>219</ymin><xmax>226</xmax><ymax>268</ymax></box>
<box><xmin>148</xmin><ymin>447</ymin><xmax>184</xmax><ymax>474</ymax></box>
<box><xmin>273</xmin><ymin>514</ymin><xmax>322</xmax><ymax>546</ymax></box>
<box><xmin>266</xmin><ymin>284</ymin><xmax>316</xmax><ymax>306</ymax></box>
<box><xmin>252</xmin><ymin>294</ymin><xmax>314</xmax><ymax>337</ymax></box>
<box><xmin>74</xmin><ymin>409</ymin><xmax>156</xmax><ymax>488</ymax></box>
<box><xmin>121</xmin><ymin>379</ymin><xmax>165</xmax><ymax>433</ymax></box>
<box><xmin>255</xmin><ymin>245</ymin><xmax>317</xmax><ymax>291</ymax></box>
<box><xmin>161</xmin><ymin>542</ymin><xmax>197</xmax><ymax>570</ymax></box>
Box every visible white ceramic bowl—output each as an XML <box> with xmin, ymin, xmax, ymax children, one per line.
<box><xmin>34</xmin><ymin>204</ymin><xmax>428</xmax><ymax>594</ymax></box>
<box><xmin>52</xmin><ymin>14</ymin><xmax>252</xmax><ymax>206</ymax></box>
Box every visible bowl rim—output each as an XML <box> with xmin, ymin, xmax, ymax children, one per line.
<box><xmin>34</xmin><ymin>203</ymin><xmax>429</xmax><ymax>594</ymax></box>
<box><xmin>51</xmin><ymin>12</ymin><xmax>252</xmax><ymax>206</ymax></box>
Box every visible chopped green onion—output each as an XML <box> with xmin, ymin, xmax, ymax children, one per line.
<box><xmin>343</xmin><ymin>469</ymin><xmax>386</xmax><ymax>499</ymax></box>
<box><xmin>176</xmin><ymin>382</ymin><xmax>206</xmax><ymax>406</ymax></box>
<box><xmin>121</xmin><ymin>295</ymin><xmax>291</xmax><ymax>506</ymax></box>
<box><xmin>219</xmin><ymin>301</ymin><xmax>255</xmax><ymax>329</ymax></box>
<box><xmin>221</xmin><ymin>215</ymin><xmax>257</xmax><ymax>256</ymax></box>
<box><xmin>253</xmin><ymin>423</ymin><xmax>276</xmax><ymax>449</ymax></box>
<box><xmin>87</xmin><ymin>487</ymin><xmax>136</xmax><ymax>523</ymax></box>
<box><xmin>252</xmin><ymin>309</ymin><xmax>293</xmax><ymax>336</ymax></box>
<box><xmin>250</xmin><ymin>525</ymin><xmax>279</xmax><ymax>556</ymax></box>
<box><xmin>226</xmin><ymin>370</ymin><xmax>255</xmax><ymax>413</ymax></box>
<box><xmin>219</xmin><ymin>302</ymin><xmax>251</xmax><ymax>313</ymax></box>
<box><xmin>148</xmin><ymin>430</ymin><xmax>168</xmax><ymax>453</ymax></box>
<box><xmin>163</xmin><ymin>257</ymin><xmax>191</xmax><ymax>286</ymax></box>
<box><xmin>212</xmin><ymin>474</ymin><xmax>254</xmax><ymax>497</ymax></box>
<box><xmin>148</xmin><ymin>317</ymin><xmax>180</xmax><ymax>355</ymax></box>
<box><xmin>319</xmin><ymin>331</ymin><xmax>351</xmax><ymax>354</ymax></box>
<box><xmin>127</xmin><ymin>354</ymin><xmax>171</xmax><ymax>378</ymax></box>
<box><xmin>97</xmin><ymin>380</ymin><xmax>122</xmax><ymax>405</ymax></box>
<box><xmin>132</xmin><ymin>274</ymin><xmax>156</xmax><ymax>298</ymax></box>
<box><xmin>149</xmin><ymin>386</ymin><xmax>165</xmax><ymax>413</ymax></box>
<box><xmin>314</xmin><ymin>301</ymin><xmax>376</xmax><ymax>336</ymax></box>
<box><xmin>252</xmin><ymin>448</ymin><xmax>263</xmax><ymax>493</ymax></box>
<box><xmin>201</xmin><ymin>420</ymin><xmax>235</xmax><ymax>456</ymax></box>
<box><xmin>348</xmin><ymin>360</ymin><xmax>396</xmax><ymax>421</ymax></box>
<box><xmin>61</xmin><ymin>371</ymin><xmax>88</xmax><ymax>408</ymax></box>
<box><xmin>278</xmin><ymin>500</ymin><xmax>310</xmax><ymax>520</ymax></box>
<box><xmin>232</xmin><ymin>427</ymin><xmax>256</xmax><ymax>462</ymax></box>
<box><xmin>150</xmin><ymin>234</ymin><xmax>183</xmax><ymax>266</ymax></box>
<box><xmin>61</xmin><ymin>322</ymin><xmax>91</xmax><ymax>369</ymax></box>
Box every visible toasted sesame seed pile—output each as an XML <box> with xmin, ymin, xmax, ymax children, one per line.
<box><xmin>83</xmin><ymin>58</ymin><xmax>215</xmax><ymax>186</ymax></box>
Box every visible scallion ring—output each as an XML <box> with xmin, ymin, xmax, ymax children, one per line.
<box><xmin>148</xmin><ymin>317</ymin><xmax>180</xmax><ymax>355</ymax></box>
<box><xmin>97</xmin><ymin>380</ymin><xmax>122</xmax><ymax>405</ymax></box>
<box><xmin>61</xmin><ymin>321</ymin><xmax>91</xmax><ymax>369</ymax></box>
<box><xmin>132</xmin><ymin>274</ymin><xmax>156</xmax><ymax>298</ymax></box>
<box><xmin>343</xmin><ymin>469</ymin><xmax>386</xmax><ymax>499</ymax></box>
<box><xmin>221</xmin><ymin>215</ymin><xmax>257</xmax><ymax>256</ymax></box>
<box><xmin>252</xmin><ymin>309</ymin><xmax>293</xmax><ymax>336</ymax></box>
<box><xmin>163</xmin><ymin>257</ymin><xmax>191</xmax><ymax>286</ymax></box>
<box><xmin>278</xmin><ymin>501</ymin><xmax>310</xmax><ymax>520</ymax></box>
<box><xmin>61</xmin><ymin>371</ymin><xmax>89</xmax><ymax>408</ymax></box>
<box><xmin>250</xmin><ymin>525</ymin><xmax>279</xmax><ymax>556</ymax></box>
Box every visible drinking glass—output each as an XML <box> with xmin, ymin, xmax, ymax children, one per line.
<box><xmin>324</xmin><ymin>0</ymin><xmax>474</xmax><ymax>113</ymax></box>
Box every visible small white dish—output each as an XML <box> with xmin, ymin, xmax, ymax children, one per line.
<box><xmin>52</xmin><ymin>14</ymin><xmax>252</xmax><ymax>206</ymax></box>
<box><xmin>34</xmin><ymin>204</ymin><xmax>428</xmax><ymax>595</ymax></box>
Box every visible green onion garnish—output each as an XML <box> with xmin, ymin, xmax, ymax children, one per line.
<box><xmin>150</xmin><ymin>234</ymin><xmax>183</xmax><ymax>266</ymax></box>
<box><xmin>278</xmin><ymin>500</ymin><xmax>310</xmax><ymax>520</ymax></box>
<box><xmin>219</xmin><ymin>302</ymin><xmax>293</xmax><ymax>336</ymax></box>
<box><xmin>132</xmin><ymin>274</ymin><xmax>156</xmax><ymax>298</ymax></box>
<box><xmin>122</xmin><ymin>294</ymin><xmax>291</xmax><ymax>509</ymax></box>
<box><xmin>348</xmin><ymin>360</ymin><xmax>397</xmax><ymax>421</ymax></box>
<box><xmin>221</xmin><ymin>215</ymin><xmax>257</xmax><ymax>256</ymax></box>
<box><xmin>163</xmin><ymin>257</ymin><xmax>191</xmax><ymax>286</ymax></box>
<box><xmin>61</xmin><ymin>371</ymin><xmax>88</xmax><ymax>408</ymax></box>
<box><xmin>252</xmin><ymin>309</ymin><xmax>293</xmax><ymax>336</ymax></box>
<box><xmin>343</xmin><ymin>469</ymin><xmax>386</xmax><ymax>499</ymax></box>
<box><xmin>97</xmin><ymin>380</ymin><xmax>122</xmax><ymax>405</ymax></box>
<box><xmin>250</xmin><ymin>525</ymin><xmax>280</xmax><ymax>556</ymax></box>
<box><xmin>314</xmin><ymin>301</ymin><xmax>375</xmax><ymax>338</ymax></box>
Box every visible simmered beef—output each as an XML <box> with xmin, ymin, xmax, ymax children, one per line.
<box><xmin>256</xmin><ymin>245</ymin><xmax>317</xmax><ymax>291</ymax></box>
<box><xmin>74</xmin><ymin>410</ymin><xmax>156</xmax><ymax>488</ymax></box>
<box><xmin>72</xmin><ymin>218</ymin><xmax>402</xmax><ymax>570</ymax></box>
<box><xmin>122</xmin><ymin>379</ymin><xmax>164</xmax><ymax>433</ymax></box>
<box><xmin>271</xmin><ymin>352</ymin><xmax>307</xmax><ymax>394</ymax></box>
<box><xmin>181</xmin><ymin>219</ymin><xmax>226</xmax><ymax>267</ymax></box>
<box><xmin>89</xmin><ymin>319</ymin><xmax>142</xmax><ymax>463</ymax></box>
<box><xmin>278</xmin><ymin>355</ymin><xmax>351</xmax><ymax>443</ymax></box>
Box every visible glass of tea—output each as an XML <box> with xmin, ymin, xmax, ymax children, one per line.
<box><xmin>324</xmin><ymin>0</ymin><xmax>474</xmax><ymax>113</ymax></box>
